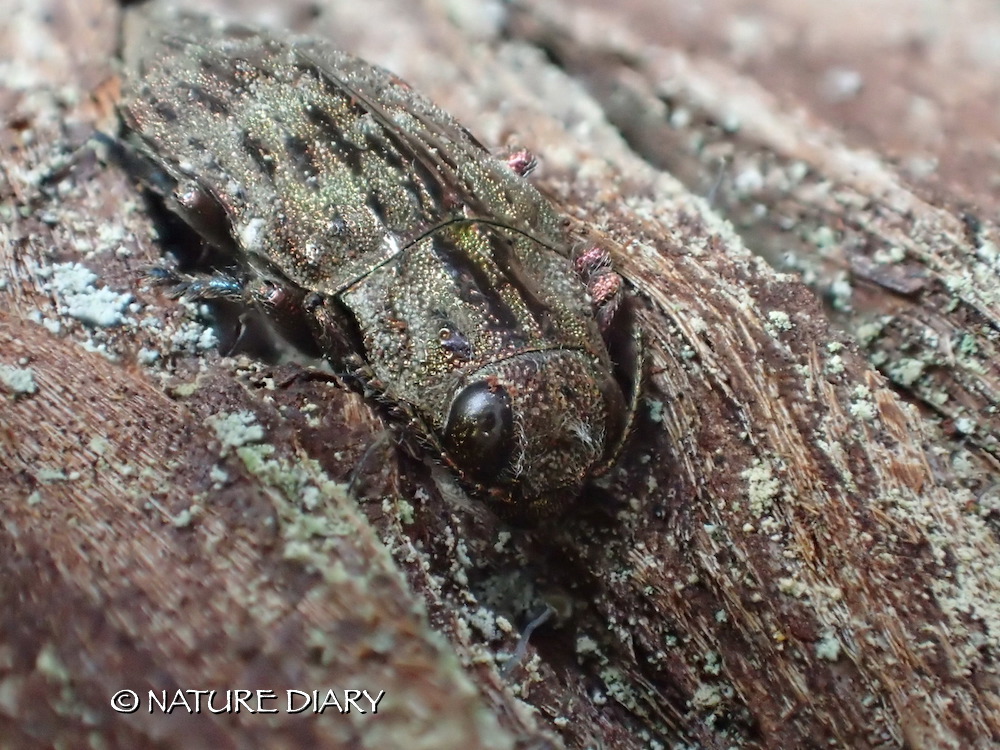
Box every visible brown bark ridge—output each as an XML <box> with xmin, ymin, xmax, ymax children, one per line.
<box><xmin>2</xmin><ymin>0</ymin><xmax>998</xmax><ymax>747</ymax></box>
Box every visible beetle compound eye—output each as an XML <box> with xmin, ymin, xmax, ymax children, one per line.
<box><xmin>443</xmin><ymin>382</ymin><xmax>515</xmax><ymax>481</ymax></box>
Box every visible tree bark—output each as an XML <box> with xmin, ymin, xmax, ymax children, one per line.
<box><xmin>2</xmin><ymin>0</ymin><xmax>998</xmax><ymax>748</ymax></box>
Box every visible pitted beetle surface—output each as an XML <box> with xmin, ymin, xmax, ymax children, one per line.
<box><xmin>119</xmin><ymin>8</ymin><xmax>636</xmax><ymax>517</ymax></box>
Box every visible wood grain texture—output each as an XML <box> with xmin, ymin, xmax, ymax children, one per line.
<box><xmin>2</xmin><ymin>0</ymin><xmax>998</xmax><ymax>747</ymax></box>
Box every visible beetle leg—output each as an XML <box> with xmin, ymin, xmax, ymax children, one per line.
<box><xmin>147</xmin><ymin>267</ymin><xmax>319</xmax><ymax>356</ymax></box>
<box><xmin>297</xmin><ymin>293</ymin><xmax>401</xmax><ymax>398</ymax></box>
<box><xmin>97</xmin><ymin>132</ymin><xmax>175</xmax><ymax>197</ymax></box>
<box><xmin>146</xmin><ymin>267</ymin><xmax>256</xmax><ymax>355</ymax></box>
<box><xmin>145</xmin><ymin>266</ymin><xmax>245</xmax><ymax>301</ymax></box>
<box><xmin>104</xmin><ymin>133</ymin><xmax>240</xmax><ymax>265</ymax></box>
<box><xmin>298</xmin><ymin>294</ymin><xmax>360</xmax><ymax>367</ymax></box>
<box><xmin>167</xmin><ymin>180</ymin><xmax>239</xmax><ymax>260</ymax></box>
<box><xmin>573</xmin><ymin>246</ymin><xmax>624</xmax><ymax>333</ymax></box>
<box><xmin>590</xmin><ymin>325</ymin><xmax>644</xmax><ymax>478</ymax></box>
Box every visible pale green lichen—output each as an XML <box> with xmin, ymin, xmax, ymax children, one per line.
<box><xmin>927</xmin><ymin>389</ymin><xmax>949</xmax><ymax>406</ymax></box>
<box><xmin>646</xmin><ymin>398</ymin><xmax>665</xmax><ymax>423</ymax></box>
<box><xmin>808</xmin><ymin>225</ymin><xmax>838</xmax><ymax>250</ymax></box>
<box><xmin>0</xmin><ymin>364</ymin><xmax>37</xmax><ymax>395</ymax></box>
<box><xmin>824</xmin><ymin>354</ymin><xmax>845</xmax><ymax>375</ymax></box>
<box><xmin>137</xmin><ymin>347</ymin><xmax>160</xmax><ymax>365</ymax></box>
<box><xmin>598</xmin><ymin>666</ymin><xmax>646</xmax><ymax>717</ymax></box>
<box><xmin>171</xmin><ymin>506</ymin><xmax>200</xmax><ymax>528</ymax></box>
<box><xmin>890</xmin><ymin>358</ymin><xmax>925</xmax><ymax>387</ymax></box>
<box><xmin>855</xmin><ymin>321</ymin><xmax>885</xmax><ymax>348</ymax></box>
<box><xmin>35</xmin><ymin>643</ymin><xmax>70</xmax><ymax>682</ymax></box>
<box><xmin>954</xmin><ymin>417</ymin><xmax>976</xmax><ymax>435</ymax></box>
<box><xmin>575</xmin><ymin>635</ymin><xmax>598</xmax><ymax>657</ymax></box>
<box><xmin>766</xmin><ymin>310</ymin><xmax>793</xmax><ymax>334</ymax></box>
<box><xmin>87</xmin><ymin>435</ymin><xmax>110</xmax><ymax>455</ymax></box>
<box><xmin>233</xmin><ymin>442</ymin><xmax>359</xmax><ymax>573</ymax></box>
<box><xmin>209</xmin><ymin>464</ymin><xmax>229</xmax><ymax>488</ymax></box>
<box><xmin>702</xmin><ymin>651</ymin><xmax>722</xmax><ymax>676</ymax></box>
<box><xmin>872</xmin><ymin>245</ymin><xmax>905</xmax><ymax>264</ymax></box>
<box><xmin>777</xmin><ymin>577</ymin><xmax>809</xmax><ymax>598</ymax></box>
<box><xmin>815</xmin><ymin>633</ymin><xmax>842</xmax><ymax>662</ymax></box>
<box><xmin>36</xmin><ymin>468</ymin><xmax>77</xmax><ymax>483</ymax></box>
<box><xmin>849</xmin><ymin>386</ymin><xmax>877</xmax><ymax>422</ymax></box>
<box><xmin>207</xmin><ymin>410</ymin><xmax>265</xmax><ymax>454</ymax></box>
<box><xmin>830</xmin><ymin>275</ymin><xmax>853</xmax><ymax>310</ymax></box>
<box><xmin>171</xmin><ymin>382</ymin><xmax>199</xmax><ymax>398</ymax></box>
<box><xmin>741</xmin><ymin>459</ymin><xmax>782</xmax><ymax>516</ymax></box>
<box><xmin>958</xmin><ymin>333</ymin><xmax>979</xmax><ymax>357</ymax></box>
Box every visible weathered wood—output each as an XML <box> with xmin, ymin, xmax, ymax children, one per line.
<box><xmin>2</xmin><ymin>0</ymin><xmax>998</xmax><ymax>747</ymax></box>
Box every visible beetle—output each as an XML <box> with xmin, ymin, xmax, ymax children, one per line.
<box><xmin>117</xmin><ymin>7</ymin><xmax>637</xmax><ymax>517</ymax></box>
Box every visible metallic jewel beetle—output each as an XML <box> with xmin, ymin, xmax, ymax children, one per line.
<box><xmin>118</xmin><ymin>8</ymin><xmax>636</xmax><ymax>516</ymax></box>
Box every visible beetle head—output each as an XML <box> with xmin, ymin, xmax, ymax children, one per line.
<box><xmin>441</xmin><ymin>349</ymin><xmax>626</xmax><ymax>517</ymax></box>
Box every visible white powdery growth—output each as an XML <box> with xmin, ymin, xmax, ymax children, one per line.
<box><xmin>238</xmin><ymin>218</ymin><xmax>267</xmax><ymax>250</ymax></box>
<box><xmin>41</xmin><ymin>262</ymin><xmax>133</xmax><ymax>327</ymax></box>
